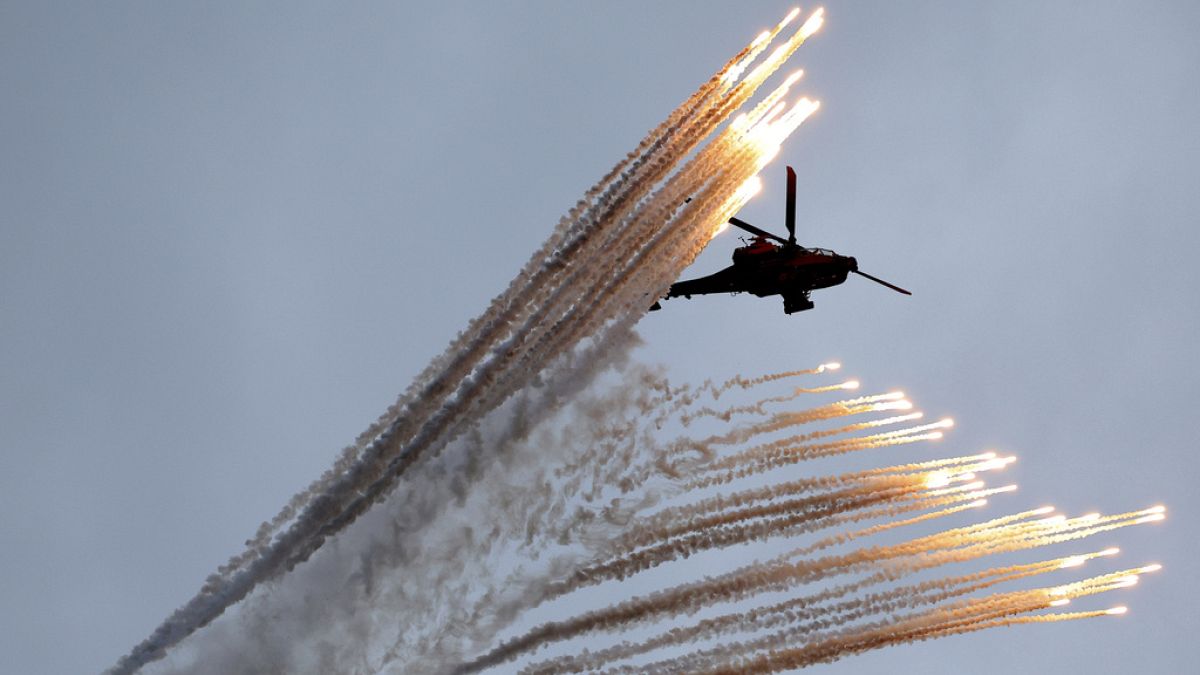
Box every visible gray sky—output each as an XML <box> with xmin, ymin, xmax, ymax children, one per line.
<box><xmin>2</xmin><ymin>1</ymin><xmax>1197</xmax><ymax>673</ymax></box>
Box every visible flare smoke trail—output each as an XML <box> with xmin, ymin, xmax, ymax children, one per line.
<box><xmin>141</xmin><ymin>360</ymin><xmax>1161</xmax><ymax>673</ymax></box>
<box><xmin>453</xmin><ymin>375</ymin><xmax>1161</xmax><ymax>674</ymax></box>
<box><xmin>112</xmin><ymin>8</ymin><xmax>827</xmax><ymax>674</ymax></box>
<box><xmin>380</xmin><ymin>361</ymin><xmax>1156</xmax><ymax>675</ymax></box>
<box><xmin>115</xmin><ymin>8</ymin><xmax>1163</xmax><ymax>675</ymax></box>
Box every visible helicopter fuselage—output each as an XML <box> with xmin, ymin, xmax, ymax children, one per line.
<box><xmin>660</xmin><ymin>237</ymin><xmax>857</xmax><ymax>313</ymax></box>
<box><xmin>650</xmin><ymin>165</ymin><xmax>908</xmax><ymax>315</ymax></box>
<box><xmin>729</xmin><ymin>240</ymin><xmax>856</xmax><ymax>297</ymax></box>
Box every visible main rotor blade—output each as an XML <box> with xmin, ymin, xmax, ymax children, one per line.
<box><xmin>728</xmin><ymin>217</ymin><xmax>789</xmax><ymax>245</ymax></box>
<box><xmin>853</xmin><ymin>269</ymin><xmax>912</xmax><ymax>295</ymax></box>
<box><xmin>785</xmin><ymin>166</ymin><xmax>797</xmax><ymax>245</ymax></box>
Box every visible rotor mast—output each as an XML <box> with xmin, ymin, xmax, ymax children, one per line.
<box><xmin>785</xmin><ymin>166</ymin><xmax>797</xmax><ymax>246</ymax></box>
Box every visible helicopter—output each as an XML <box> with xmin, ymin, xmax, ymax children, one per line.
<box><xmin>651</xmin><ymin>166</ymin><xmax>911</xmax><ymax>314</ymax></box>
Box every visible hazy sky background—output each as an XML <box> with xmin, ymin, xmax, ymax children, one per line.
<box><xmin>2</xmin><ymin>1</ymin><xmax>1197</xmax><ymax>673</ymax></box>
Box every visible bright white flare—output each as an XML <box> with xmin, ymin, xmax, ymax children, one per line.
<box><xmin>800</xmin><ymin>7</ymin><xmax>825</xmax><ymax>39</ymax></box>
<box><xmin>780</xmin><ymin>7</ymin><xmax>802</xmax><ymax>28</ymax></box>
<box><xmin>925</xmin><ymin>472</ymin><xmax>952</xmax><ymax>489</ymax></box>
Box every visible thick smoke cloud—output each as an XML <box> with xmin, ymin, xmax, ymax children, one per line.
<box><xmin>114</xmin><ymin>9</ymin><xmax>1161</xmax><ymax>674</ymax></box>
<box><xmin>112</xmin><ymin>10</ymin><xmax>828</xmax><ymax>673</ymax></box>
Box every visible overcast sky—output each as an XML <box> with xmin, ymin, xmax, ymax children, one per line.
<box><xmin>2</xmin><ymin>2</ymin><xmax>1197</xmax><ymax>673</ymax></box>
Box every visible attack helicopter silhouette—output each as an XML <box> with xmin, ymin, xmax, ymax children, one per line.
<box><xmin>651</xmin><ymin>166</ymin><xmax>910</xmax><ymax>314</ymax></box>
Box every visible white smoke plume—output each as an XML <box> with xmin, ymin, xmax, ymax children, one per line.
<box><xmin>112</xmin><ymin>8</ymin><xmax>830</xmax><ymax>673</ymax></box>
<box><xmin>112</xmin><ymin>8</ymin><xmax>1162</xmax><ymax>675</ymax></box>
<box><xmin>137</xmin><ymin>355</ymin><xmax>1160</xmax><ymax>674</ymax></box>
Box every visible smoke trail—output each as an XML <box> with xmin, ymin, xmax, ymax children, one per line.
<box><xmin>650</xmin><ymin>362</ymin><xmax>843</xmax><ymax>428</ymax></box>
<box><xmin>570</xmin><ymin>561</ymin><xmax>1062</xmax><ymax>674</ymax></box>
<box><xmin>699</xmin><ymin>568</ymin><xmax>1151</xmax><ymax>674</ymax></box>
<box><xmin>111</xmin><ymin>11</ymin><xmax>838</xmax><ymax>673</ymax></box>
<box><xmin>449</xmin><ymin>371</ymin><xmax>1158</xmax><ymax>674</ymax></box>
<box><xmin>138</xmin><ymin>356</ymin><xmax>1161</xmax><ymax>675</ymax></box>
<box><xmin>116</xmin><ymin>8</ymin><xmax>1164</xmax><ymax>675</ymax></box>
<box><xmin>220</xmin><ymin>0</ymin><xmax>798</xmax><ymax>585</ymax></box>
<box><xmin>463</xmin><ymin>497</ymin><xmax>1157</xmax><ymax>671</ymax></box>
